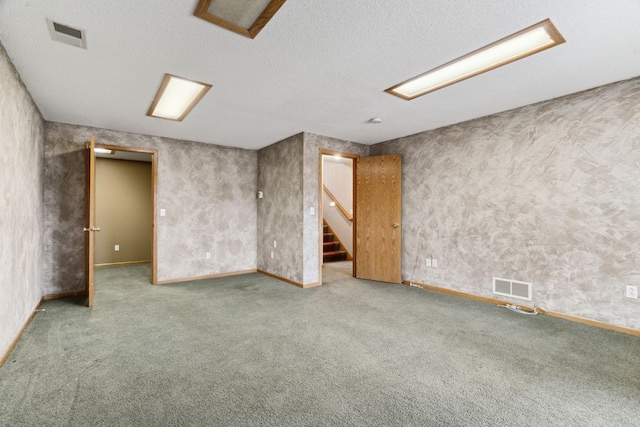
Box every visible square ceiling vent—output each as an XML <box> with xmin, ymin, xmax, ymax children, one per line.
<box><xmin>47</xmin><ymin>19</ymin><xmax>87</xmax><ymax>48</ymax></box>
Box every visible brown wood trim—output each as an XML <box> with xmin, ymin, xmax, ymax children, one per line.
<box><xmin>323</xmin><ymin>220</ymin><xmax>352</xmax><ymax>260</ymax></box>
<box><xmin>402</xmin><ymin>280</ymin><xmax>508</xmax><ymax>306</ymax></box>
<box><xmin>257</xmin><ymin>270</ymin><xmax>319</xmax><ymax>289</ymax></box>
<box><xmin>544</xmin><ymin>310</ymin><xmax>640</xmax><ymax>337</ymax></box>
<box><xmin>385</xmin><ymin>19</ymin><xmax>565</xmax><ymax>100</ymax></box>
<box><xmin>44</xmin><ymin>290</ymin><xmax>89</xmax><ymax>300</ymax></box>
<box><xmin>95</xmin><ymin>144</ymin><xmax>158</xmax><ymax>285</ymax></box>
<box><xmin>402</xmin><ymin>280</ymin><xmax>640</xmax><ymax>337</ymax></box>
<box><xmin>146</xmin><ymin>74</ymin><xmax>212</xmax><ymax>121</ymax></box>
<box><xmin>95</xmin><ymin>144</ymin><xmax>156</xmax><ymax>155</ymax></box>
<box><xmin>151</xmin><ymin>150</ymin><xmax>158</xmax><ymax>285</ymax></box>
<box><xmin>156</xmin><ymin>269</ymin><xmax>257</xmax><ymax>285</ymax></box>
<box><xmin>194</xmin><ymin>0</ymin><xmax>287</xmax><ymax>39</ymax></box>
<box><xmin>319</xmin><ymin>150</ymin><xmax>360</xmax><ymax>159</ymax></box>
<box><xmin>249</xmin><ymin>0</ymin><xmax>288</xmax><ymax>38</ymax></box>
<box><xmin>323</xmin><ymin>185</ymin><xmax>353</xmax><ymax>221</ymax></box>
<box><xmin>0</xmin><ymin>297</ymin><xmax>44</xmax><ymax>368</ymax></box>
<box><xmin>94</xmin><ymin>260</ymin><xmax>152</xmax><ymax>268</ymax></box>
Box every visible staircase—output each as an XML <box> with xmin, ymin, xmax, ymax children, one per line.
<box><xmin>323</xmin><ymin>221</ymin><xmax>347</xmax><ymax>263</ymax></box>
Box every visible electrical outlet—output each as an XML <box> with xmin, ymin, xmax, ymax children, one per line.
<box><xmin>426</xmin><ymin>258</ymin><xmax>432</xmax><ymax>268</ymax></box>
<box><xmin>206</xmin><ymin>252</ymin><xmax>211</xmax><ymax>260</ymax></box>
<box><xmin>274</xmin><ymin>240</ymin><xmax>277</xmax><ymax>248</ymax></box>
<box><xmin>114</xmin><ymin>245</ymin><xmax>119</xmax><ymax>252</ymax></box>
<box><xmin>160</xmin><ymin>209</ymin><xmax>166</xmax><ymax>217</ymax></box>
<box><xmin>270</xmin><ymin>251</ymin><xmax>274</xmax><ymax>259</ymax></box>
<box><xmin>626</xmin><ymin>285</ymin><xmax>638</xmax><ymax>299</ymax></box>
<box><xmin>432</xmin><ymin>258</ymin><xmax>438</xmax><ymax>268</ymax></box>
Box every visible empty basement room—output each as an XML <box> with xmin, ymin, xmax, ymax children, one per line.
<box><xmin>1</xmin><ymin>1</ymin><xmax>639</xmax><ymax>426</ymax></box>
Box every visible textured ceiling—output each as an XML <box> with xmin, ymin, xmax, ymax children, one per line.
<box><xmin>1</xmin><ymin>0</ymin><xmax>639</xmax><ymax>150</ymax></box>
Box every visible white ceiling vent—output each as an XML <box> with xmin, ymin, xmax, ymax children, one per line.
<box><xmin>493</xmin><ymin>277</ymin><xmax>532</xmax><ymax>301</ymax></box>
<box><xmin>47</xmin><ymin>19</ymin><xmax>86</xmax><ymax>48</ymax></box>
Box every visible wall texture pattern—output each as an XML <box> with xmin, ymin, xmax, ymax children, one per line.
<box><xmin>44</xmin><ymin>123</ymin><xmax>257</xmax><ymax>291</ymax></box>
<box><xmin>371</xmin><ymin>77</ymin><xmax>640</xmax><ymax>330</ymax></box>
<box><xmin>0</xmin><ymin>42</ymin><xmax>44</xmax><ymax>357</ymax></box>
<box><xmin>257</xmin><ymin>134</ymin><xmax>305</xmax><ymax>284</ymax></box>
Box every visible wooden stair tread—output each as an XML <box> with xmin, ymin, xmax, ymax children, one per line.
<box><xmin>323</xmin><ymin>250</ymin><xmax>346</xmax><ymax>256</ymax></box>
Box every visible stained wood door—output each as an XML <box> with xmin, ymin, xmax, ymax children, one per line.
<box><xmin>84</xmin><ymin>136</ymin><xmax>97</xmax><ymax>307</ymax></box>
<box><xmin>355</xmin><ymin>154</ymin><xmax>402</xmax><ymax>283</ymax></box>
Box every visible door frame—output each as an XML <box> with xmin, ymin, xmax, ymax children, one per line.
<box><xmin>94</xmin><ymin>143</ymin><xmax>159</xmax><ymax>285</ymax></box>
<box><xmin>318</xmin><ymin>149</ymin><xmax>360</xmax><ymax>285</ymax></box>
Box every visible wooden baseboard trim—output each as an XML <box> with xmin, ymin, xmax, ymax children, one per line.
<box><xmin>0</xmin><ymin>297</ymin><xmax>44</xmax><ymax>368</ymax></box>
<box><xmin>544</xmin><ymin>310</ymin><xmax>640</xmax><ymax>337</ymax></box>
<box><xmin>302</xmin><ymin>281</ymin><xmax>321</xmax><ymax>288</ymax></box>
<box><xmin>43</xmin><ymin>290</ymin><xmax>89</xmax><ymax>300</ymax></box>
<box><xmin>257</xmin><ymin>270</ymin><xmax>319</xmax><ymax>289</ymax></box>
<box><xmin>402</xmin><ymin>280</ymin><xmax>640</xmax><ymax>337</ymax></box>
<box><xmin>95</xmin><ymin>260</ymin><xmax>151</xmax><ymax>268</ymax></box>
<box><xmin>402</xmin><ymin>280</ymin><xmax>506</xmax><ymax>306</ymax></box>
<box><xmin>156</xmin><ymin>269</ymin><xmax>257</xmax><ymax>285</ymax></box>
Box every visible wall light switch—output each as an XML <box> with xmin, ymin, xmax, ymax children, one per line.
<box><xmin>160</xmin><ymin>209</ymin><xmax>166</xmax><ymax>217</ymax></box>
<box><xmin>274</xmin><ymin>240</ymin><xmax>277</xmax><ymax>248</ymax></box>
<box><xmin>310</xmin><ymin>207</ymin><xmax>315</xmax><ymax>216</ymax></box>
<box><xmin>270</xmin><ymin>251</ymin><xmax>274</xmax><ymax>259</ymax></box>
<box><xmin>114</xmin><ymin>245</ymin><xmax>119</xmax><ymax>252</ymax></box>
<box><xmin>258</xmin><ymin>191</ymin><xmax>264</xmax><ymax>199</ymax></box>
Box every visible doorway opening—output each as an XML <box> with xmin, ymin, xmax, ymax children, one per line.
<box><xmin>319</xmin><ymin>150</ymin><xmax>358</xmax><ymax>283</ymax></box>
<box><xmin>93</xmin><ymin>145</ymin><xmax>158</xmax><ymax>286</ymax></box>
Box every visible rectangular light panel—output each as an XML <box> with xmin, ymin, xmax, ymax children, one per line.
<box><xmin>207</xmin><ymin>0</ymin><xmax>272</xmax><ymax>29</ymax></box>
<box><xmin>386</xmin><ymin>19</ymin><xmax>565</xmax><ymax>100</ymax></box>
<box><xmin>94</xmin><ymin>148</ymin><xmax>115</xmax><ymax>154</ymax></box>
<box><xmin>194</xmin><ymin>0</ymin><xmax>287</xmax><ymax>39</ymax></box>
<box><xmin>147</xmin><ymin>74</ymin><xmax>212</xmax><ymax>121</ymax></box>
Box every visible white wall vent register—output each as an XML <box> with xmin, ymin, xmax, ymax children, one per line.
<box><xmin>493</xmin><ymin>277</ymin><xmax>532</xmax><ymax>301</ymax></box>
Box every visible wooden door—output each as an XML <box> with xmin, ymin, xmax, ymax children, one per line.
<box><xmin>84</xmin><ymin>136</ymin><xmax>98</xmax><ymax>307</ymax></box>
<box><xmin>355</xmin><ymin>154</ymin><xmax>402</xmax><ymax>283</ymax></box>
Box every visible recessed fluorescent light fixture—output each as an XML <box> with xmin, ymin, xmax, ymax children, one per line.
<box><xmin>94</xmin><ymin>148</ymin><xmax>115</xmax><ymax>154</ymax></box>
<box><xmin>386</xmin><ymin>19</ymin><xmax>565</xmax><ymax>100</ymax></box>
<box><xmin>147</xmin><ymin>74</ymin><xmax>212</xmax><ymax>121</ymax></box>
<box><xmin>194</xmin><ymin>0</ymin><xmax>287</xmax><ymax>39</ymax></box>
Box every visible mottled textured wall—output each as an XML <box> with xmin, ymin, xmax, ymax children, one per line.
<box><xmin>257</xmin><ymin>134</ymin><xmax>305</xmax><ymax>284</ymax></box>
<box><xmin>302</xmin><ymin>133</ymin><xmax>369</xmax><ymax>284</ymax></box>
<box><xmin>0</xmin><ymin>42</ymin><xmax>44</xmax><ymax>357</ymax></box>
<box><xmin>372</xmin><ymin>77</ymin><xmax>640</xmax><ymax>330</ymax></box>
<box><xmin>44</xmin><ymin>123</ymin><xmax>257</xmax><ymax>291</ymax></box>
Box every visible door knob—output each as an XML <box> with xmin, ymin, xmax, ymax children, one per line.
<box><xmin>83</xmin><ymin>227</ymin><xmax>101</xmax><ymax>232</ymax></box>
<box><xmin>393</xmin><ymin>223</ymin><xmax>400</xmax><ymax>228</ymax></box>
